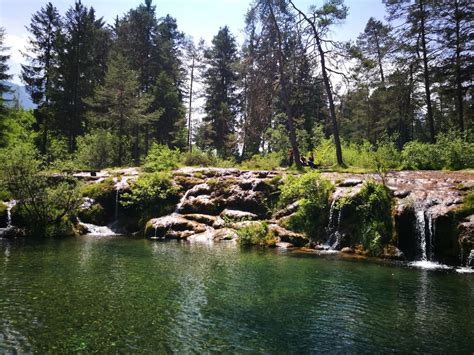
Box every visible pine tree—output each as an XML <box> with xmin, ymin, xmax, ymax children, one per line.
<box><xmin>21</xmin><ymin>2</ymin><xmax>62</xmax><ymax>154</ymax></box>
<box><xmin>434</xmin><ymin>0</ymin><xmax>473</xmax><ymax>134</ymax></box>
<box><xmin>0</xmin><ymin>27</ymin><xmax>12</xmax><ymax>145</ymax></box>
<box><xmin>289</xmin><ymin>0</ymin><xmax>348</xmax><ymax>166</ymax></box>
<box><xmin>85</xmin><ymin>52</ymin><xmax>156</xmax><ymax>165</ymax></box>
<box><xmin>53</xmin><ymin>1</ymin><xmax>111</xmax><ymax>151</ymax></box>
<box><xmin>201</xmin><ymin>26</ymin><xmax>239</xmax><ymax>158</ymax></box>
<box><xmin>355</xmin><ymin>17</ymin><xmax>393</xmax><ymax>86</ymax></box>
<box><xmin>384</xmin><ymin>0</ymin><xmax>437</xmax><ymax>143</ymax></box>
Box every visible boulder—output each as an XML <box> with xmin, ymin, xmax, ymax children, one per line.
<box><xmin>268</xmin><ymin>224</ymin><xmax>308</xmax><ymax>247</ymax></box>
<box><xmin>182</xmin><ymin>214</ymin><xmax>217</xmax><ymax>226</ymax></box>
<box><xmin>220</xmin><ymin>209</ymin><xmax>258</xmax><ymax>222</ymax></box>
<box><xmin>145</xmin><ymin>215</ymin><xmax>207</xmax><ymax>239</ymax></box>
<box><xmin>382</xmin><ymin>245</ymin><xmax>405</xmax><ymax>260</ymax></box>
<box><xmin>273</xmin><ymin>201</ymin><xmax>300</xmax><ymax>219</ymax></box>
<box><xmin>212</xmin><ymin>228</ymin><xmax>238</xmax><ymax>241</ymax></box>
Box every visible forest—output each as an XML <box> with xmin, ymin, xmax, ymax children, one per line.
<box><xmin>0</xmin><ymin>0</ymin><xmax>472</xmax><ymax>173</ymax></box>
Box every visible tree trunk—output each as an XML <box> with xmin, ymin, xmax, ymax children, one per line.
<box><xmin>419</xmin><ymin>0</ymin><xmax>435</xmax><ymax>143</ymax></box>
<box><xmin>374</xmin><ymin>32</ymin><xmax>385</xmax><ymax>86</ymax></box>
<box><xmin>188</xmin><ymin>56</ymin><xmax>195</xmax><ymax>152</ymax></box>
<box><xmin>267</xmin><ymin>1</ymin><xmax>301</xmax><ymax>169</ymax></box>
<box><xmin>454</xmin><ymin>0</ymin><xmax>464</xmax><ymax>135</ymax></box>
<box><xmin>289</xmin><ymin>1</ymin><xmax>343</xmax><ymax>165</ymax></box>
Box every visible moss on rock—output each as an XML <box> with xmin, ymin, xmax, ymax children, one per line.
<box><xmin>334</xmin><ymin>181</ymin><xmax>394</xmax><ymax>256</ymax></box>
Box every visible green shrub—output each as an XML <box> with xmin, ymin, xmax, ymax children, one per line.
<box><xmin>241</xmin><ymin>152</ymin><xmax>284</xmax><ymax>170</ymax></box>
<box><xmin>401</xmin><ymin>131</ymin><xmax>473</xmax><ymax>170</ymax></box>
<box><xmin>181</xmin><ymin>149</ymin><xmax>216</xmax><ymax>167</ymax></box>
<box><xmin>336</xmin><ymin>180</ymin><xmax>394</xmax><ymax>255</ymax></box>
<box><xmin>401</xmin><ymin>141</ymin><xmax>441</xmax><ymax>170</ymax></box>
<box><xmin>0</xmin><ymin>144</ymin><xmax>81</xmax><ymax>236</ymax></box>
<box><xmin>278</xmin><ymin>171</ymin><xmax>333</xmax><ymax>238</ymax></box>
<box><xmin>143</xmin><ymin>143</ymin><xmax>181</xmax><ymax>172</ymax></box>
<box><xmin>121</xmin><ymin>172</ymin><xmax>180</xmax><ymax>215</ymax></box>
<box><xmin>76</xmin><ymin>129</ymin><xmax>121</xmax><ymax>170</ymax></box>
<box><xmin>237</xmin><ymin>222</ymin><xmax>276</xmax><ymax>247</ymax></box>
<box><xmin>436</xmin><ymin>131</ymin><xmax>474</xmax><ymax>170</ymax></box>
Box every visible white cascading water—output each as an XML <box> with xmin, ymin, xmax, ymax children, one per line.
<box><xmin>78</xmin><ymin>220</ymin><xmax>117</xmax><ymax>236</ymax></box>
<box><xmin>410</xmin><ymin>206</ymin><xmax>451</xmax><ymax>270</ymax></box>
<box><xmin>324</xmin><ymin>198</ymin><xmax>342</xmax><ymax>251</ymax></box>
<box><xmin>415</xmin><ymin>208</ymin><xmax>427</xmax><ymax>261</ymax></box>
<box><xmin>6</xmin><ymin>200</ymin><xmax>16</xmax><ymax>228</ymax></box>
<box><xmin>0</xmin><ymin>200</ymin><xmax>17</xmax><ymax>236</ymax></box>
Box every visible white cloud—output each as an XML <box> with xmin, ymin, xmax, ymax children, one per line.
<box><xmin>4</xmin><ymin>33</ymin><xmax>29</xmax><ymax>84</ymax></box>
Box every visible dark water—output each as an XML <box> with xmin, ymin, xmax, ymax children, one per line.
<box><xmin>0</xmin><ymin>236</ymin><xmax>473</xmax><ymax>353</ymax></box>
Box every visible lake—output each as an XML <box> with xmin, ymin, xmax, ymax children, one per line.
<box><xmin>1</xmin><ymin>236</ymin><xmax>473</xmax><ymax>353</ymax></box>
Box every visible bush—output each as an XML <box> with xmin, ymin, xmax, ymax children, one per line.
<box><xmin>436</xmin><ymin>131</ymin><xmax>474</xmax><ymax>170</ymax></box>
<box><xmin>143</xmin><ymin>143</ymin><xmax>181</xmax><ymax>172</ymax></box>
<box><xmin>76</xmin><ymin>129</ymin><xmax>121</xmax><ymax>170</ymax></box>
<box><xmin>181</xmin><ymin>149</ymin><xmax>216</xmax><ymax>167</ymax></box>
<box><xmin>335</xmin><ymin>180</ymin><xmax>394</xmax><ymax>255</ymax></box>
<box><xmin>0</xmin><ymin>143</ymin><xmax>81</xmax><ymax>236</ymax></box>
<box><xmin>278</xmin><ymin>171</ymin><xmax>333</xmax><ymax>238</ymax></box>
<box><xmin>241</xmin><ymin>152</ymin><xmax>284</xmax><ymax>170</ymax></box>
<box><xmin>237</xmin><ymin>222</ymin><xmax>276</xmax><ymax>247</ymax></box>
<box><xmin>401</xmin><ymin>141</ymin><xmax>441</xmax><ymax>170</ymax></box>
<box><xmin>401</xmin><ymin>131</ymin><xmax>473</xmax><ymax>170</ymax></box>
<box><xmin>121</xmin><ymin>172</ymin><xmax>180</xmax><ymax>216</ymax></box>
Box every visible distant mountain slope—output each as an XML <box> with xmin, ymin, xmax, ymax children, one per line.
<box><xmin>1</xmin><ymin>81</ymin><xmax>36</xmax><ymax>110</ymax></box>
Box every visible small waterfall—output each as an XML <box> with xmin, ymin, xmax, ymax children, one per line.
<box><xmin>0</xmin><ymin>201</ymin><xmax>17</xmax><ymax>237</ymax></box>
<box><xmin>325</xmin><ymin>198</ymin><xmax>342</xmax><ymax>250</ymax></box>
<box><xmin>78</xmin><ymin>219</ymin><xmax>117</xmax><ymax>236</ymax></box>
<box><xmin>5</xmin><ymin>200</ymin><xmax>16</xmax><ymax>228</ymax></box>
<box><xmin>415</xmin><ymin>208</ymin><xmax>427</xmax><ymax>261</ymax></box>
<box><xmin>410</xmin><ymin>206</ymin><xmax>451</xmax><ymax>270</ymax></box>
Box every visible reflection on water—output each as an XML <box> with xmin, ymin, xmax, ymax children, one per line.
<box><xmin>0</xmin><ymin>237</ymin><xmax>473</xmax><ymax>353</ymax></box>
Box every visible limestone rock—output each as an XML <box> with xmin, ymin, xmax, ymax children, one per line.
<box><xmin>145</xmin><ymin>215</ymin><xmax>207</xmax><ymax>239</ymax></box>
<box><xmin>268</xmin><ymin>224</ymin><xmax>308</xmax><ymax>247</ymax></box>
<box><xmin>220</xmin><ymin>209</ymin><xmax>258</xmax><ymax>222</ymax></box>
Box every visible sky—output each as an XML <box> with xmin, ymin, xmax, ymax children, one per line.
<box><xmin>1</xmin><ymin>0</ymin><xmax>386</xmax><ymax>84</ymax></box>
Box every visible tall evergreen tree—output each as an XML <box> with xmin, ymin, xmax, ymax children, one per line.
<box><xmin>290</xmin><ymin>0</ymin><xmax>348</xmax><ymax>166</ymax></box>
<box><xmin>86</xmin><ymin>52</ymin><xmax>156</xmax><ymax>165</ymax></box>
<box><xmin>355</xmin><ymin>17</ymin><xmax>393</xmax><ymax>86</ymax></box>
<box><xmin>53</xmin><ymin>1</ymin><xmax>111</xmax><ymax>151</ymax></box>
<box><xmin>384</xmin><ymin>0</ymin><xmax>437</xmax><ymax>143</ymax></box>
<box><xmin>434</xmin><ymin>0</ymin><xmax>473</xmax><ymax>134</ymax></box>
<box><xmin>21</xmin><ymin>2</ymin><xmax>62</xmax><ymax>153</ymax></box>
<box><xmin>0</xmin><ymin>27</ymin><xmax>12</xmax><ymax>145</ymax></box>
<box><xmin>200</xmin><ymin>26</ymin><xmax>239</xmax><ymax>157</ymax></box>
<box><xmin>0</xmin><ymin>27</ymin><xmax>11</xmax><ymax>107</ymax></box>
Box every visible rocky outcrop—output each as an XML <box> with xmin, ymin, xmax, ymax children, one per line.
<box><xmin>66</xmin><ymin>167</ymin><xmax>474</xmax><ymax>266</ymax></box>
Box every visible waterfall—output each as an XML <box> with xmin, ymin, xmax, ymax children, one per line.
<box><xmin>410</xmin><ymin>206</ymin><xmax>451</xmax><ymax>270</ymax></box>
<box><xmin>6</xmin><ymin>200</ymin><xmax>16</xmax><ymax>228</ymax></box>
<box><xmin>415</xmin><ymin>208</ymin><xmax>427</xmax><ymax>261</ymax></box>
<box><xmin>325</xmin><ymin>198</ymin><xmax>342</xmax><ymax>250</ymax></box>
<box><xmin>0</xmin><ymin>201</ymin><xmax>17</xmax><ymax>236</ymax></box>
<box><xmin>78</xmin><ymin>219</ymin><xmax>117</xmax><ymax>236</ymax></box>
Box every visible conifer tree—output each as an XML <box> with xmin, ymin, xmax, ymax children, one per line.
<box><xmin>86</xmin><ymin>52</ymin><xmax>157</xmax><ymax>165</ymax></box>
<box><xmin>53</xmin><ymin>1</ymin><xmax>111</xmax><ymax>152</ymax></box>
<box><xmin>0</xmin><ymin>27</ymin><xmax>12</xmax><ymax>145</ymax></box>
<box><xmin>201</xmin><ymin>26</ymin><xmax>239</xmax><ymax>158</ymax></box>
<box><xmin>21</xmin><ymin>2</ymin><xmax>62</xmax><ymax>153</ymax></box>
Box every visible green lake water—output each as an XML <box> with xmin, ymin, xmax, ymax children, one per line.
<box><xmin>0</xmin><ymin>236</ymin><xmax>473</xmax><ymax>353</ymax></box>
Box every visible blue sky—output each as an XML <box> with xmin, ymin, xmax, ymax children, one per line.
<box><xmin>1</xmin><ymin>0</ymin><xmax>386</xmax><ymax>84</ymax></box>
